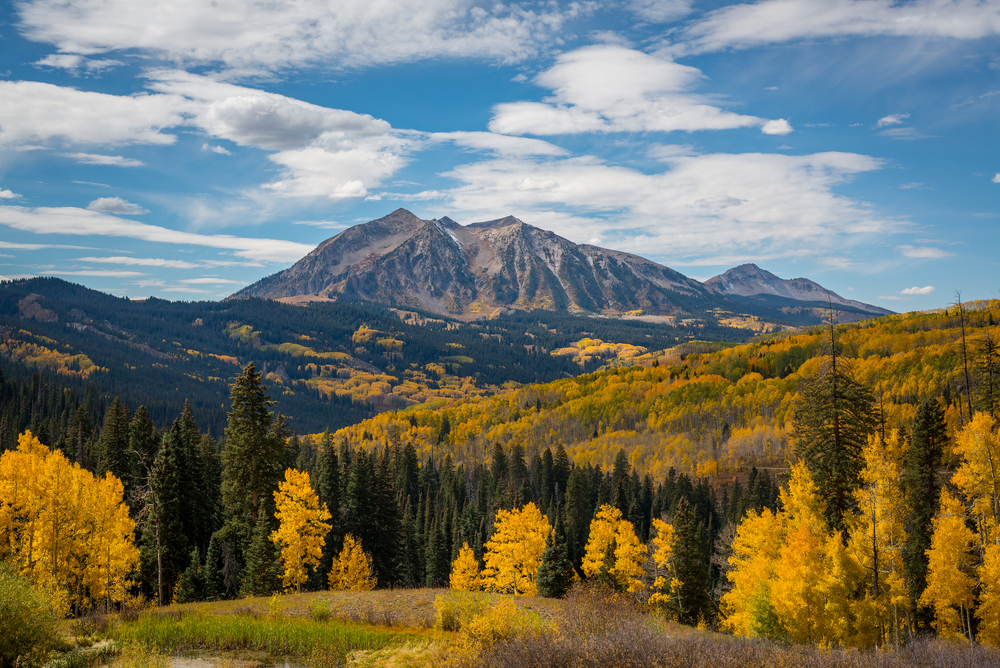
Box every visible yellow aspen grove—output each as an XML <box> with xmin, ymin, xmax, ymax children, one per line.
<box><xmin>848</xmin><ymin>430</ymin><xmax>910</xmax><ymax>646</ymax></box>
<box><xmin>920</xmin><ymin>489</ymin><xmax>977</xmax><ymax>641</ymax></box>
<box><xmin>0</xmin><ymin>431</ymin><xmax>138</xmax><ymax>613</ymax></box>
<box><xmin>582</xmin><ymin>504</ymin><xmax>647</xmax><ymax>594</ymax></box>
<box><xmin>481</xmin><ymin>502</ymin><xmax>549</xmax><ymax>596</ymax></box>
<box><xmin>647</xmin><ymin>518</ymin><xmax>678</xmax><ymax>608</ymax></box>
<box><xmin>329</xmin><ymin>534</ymin><xmax>376</xmax><ymax>591</ymax></box>
<box><xmin>270</xmin><ymin>468</ymin><xmax>331</xmax><ymax>593</ymax></box>
<box><xmin>978</xmin><ymin>543</ymin><xmax>1000</xmax><ymax>646</ymax></box>
<box><xmin>722</xmin><ymin>508</ymin><xmax>784</xmax><ymax>639</ymax></box>
<box><xmin>952</xmin><ymin>412</ymin><xmax>1000</xmax><ymax>543</ymax></box>
<box><xmin>450</xmin><ymin>541</ymin><xmax>481</xmax><ymax>591</ymax></box>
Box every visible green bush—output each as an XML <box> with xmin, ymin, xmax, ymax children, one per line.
<box><xmin>0</xmin><ymin>562</ymin><xmax>60</xmax><ymax>668</ymax></box>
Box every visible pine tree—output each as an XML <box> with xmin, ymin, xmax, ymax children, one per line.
<box><xmin>792</xmin><ymin>321</ymin><xmax>877</xmax><ymax>531</ymax></box>
<box><xmin>241</xmin><ymin>504</ymin><xmax>281</xmax><ymax>597</ymax></box>
<box><xmin>903</xmin><ymin>398</ymin><xmax>947</xmax><ymax>630</ymax></box>
<box><xmin>668</xmin><ymin>497</ymin><xmax>713</xmax><ymax>625</ymax></box>
<box><xmin>220</xmin><ymin>363</ymin><xmax>281</xmax><ymax>557</ymax></box>
<box><xmin>97</xmin><ymin>397</ymin><xmax>130</xmax><ymax>482</ymax></box>
<box><xmin>537</xmin><ymin>509</ymin><xmax>574</xmax><ymax>598</ymax></box>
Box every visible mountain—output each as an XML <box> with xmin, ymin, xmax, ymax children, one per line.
<box><xmin>232</xmin><ymin>209</ymin><xmax>717</xmax><ymax>317</ymax></box>
<box><xmin>704</xmin><ymin>264</ymin><xmax>893</xmax><ymax>319</ymax></box>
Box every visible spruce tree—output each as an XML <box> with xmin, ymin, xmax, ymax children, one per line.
<box><xmin>220</xmin><ymin>362</ymin><xmax>281</xmax><ymax>556</ymax></box>
<box><xmin>902</xmin><ymin>398</ymin><xmax>947</xmax><ymax>631</ymax></box>
<box><xmin>175</xmin><ymin>547</ymin><xmax>206</xmax><ymax>604</ymax></box>
<box><xmin>669</xmin><ymin>497</ymin><xmax>713</xmax><ymax>625</ymax></box>
<box><xmin>97</xmin><ymin>397</ymin><xmax>130</xmax><ymax>482</ymax></box>
<box><xmin>142</xmin><ymin>428</ymin><xmax>188</xmax><ymax>604</ymax></box>
<box><xmin>128</xmin><ymin>405</ymin><xmax>160</xmax><ymax>499</ymax></box>
<box><xmin>792</xmin><ymin>321</ymin><xmax>877</xmax><ymax>531</ymax></box>
<box><xmin>537</xmin><ymin>510</ymin><xmax>574</xmax><ymax>598</ymax></box>
<box><xmin>241</xmin><ymin>503</ymin><xmax>281</xmax><ymax>597</ymax></box>
<box><xmin>203</xmin><ymin>537</ymin><xmax>224</xmax><ymax>601</ymax></box>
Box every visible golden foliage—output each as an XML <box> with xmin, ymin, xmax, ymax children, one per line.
<box><xmin>582</xmin><ymin>505</ymin><xmax>647</xmax><ymax>594</ymax></box>
<box><xmin>481</xmin><ymin>503</ymin><xmax>549</xmax><ymax>596</ymax></box>
<box><xmin>450</xmin><ymin>542</ymin><xmax>482</xmax><ymax>591</ymax></box>
<box><xmin>270</xmin><ymin>468</ymin><xmax>331</xmax><ymax>593</ymax></box>
<box><xmin>920</xmin><ymin>489</ymin><xmax>977</xmax><ymax>641</ymax></box>
<box><xmin>328</xmin><ymin>533</ymin><xmax>376</xmax><ymax>591</ymax></box>
<box><xmin>0</xmin><ymin>431</ymin><xmax>139</xmax><ymax>613</ymax></box>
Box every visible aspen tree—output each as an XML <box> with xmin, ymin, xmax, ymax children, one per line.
<box><xmin>481</xmin><ymin>502</ymin><xmax>549</xmax><ymax>596</ymax></box>
<box><xmin>920</xmin><ymin>489</ymin><xmax>977</xmax><ymax>641</ymax></box>
<box><xmin>329</xmin><ymin>534</ymin><xmax>376</xmax><ymax>591</ymax></box>
<box><xmin>449</xmin><ymin>542</ymin><xmax>481</xmax><ymax>591</ymax></box>
<box><xmin>270</xmin><ymin>469</ymin><xmax>331</xmax><ymax>593</ymax></box>
<box><xmin>582</xmin><ymin>504</ymin><xmax>646</xmax><ymax>594</ymax></box>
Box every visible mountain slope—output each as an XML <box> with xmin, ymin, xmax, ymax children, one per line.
<box><xmin>705</xmin><ymin>264</ymin><xmax>893</xmax><ymax>319</ymax></box>
<box><xmin>233</xmin><ymin>209</ymin><xmax>718</xmax><ymax>317</ymax></box>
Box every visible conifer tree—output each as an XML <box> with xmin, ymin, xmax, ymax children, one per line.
<box><xmin>97</xmin><ymin>397</ymin><xmax>130</xmax><ymax>482</ymax></box>
<box><xmin>142</xmin><ymin>426</ymin><xmax>188</xmax><ymax>604</ymax></box>
<box><xmin>667</xmin><ymin>497</ymin><xmax>713</xmax><ymax>624</ymax></box>
<box><xmin>537</xmin><ymin>509</ymin><xmax>574</xmax><ymax>598</ymax></box>
<box><xmin>314</xmin><ymin>430</ymin><xmax>342</xmax><ymax>584</ymax></box>
<box><xmin>792</xmin><ymin>320</ymin><xmax>877</xmax><ymax>531</ymax></box>
<box><xmin>128</xmin><ymin>405</ymin><xmax>159</xmax><ymax>499</ymax></box>
<box><xmin>220</xmin><ymin>363</ymin><xmax>281</xmax><ymax>556</ymax></box>
<box><xmin>203</xmin><ymin>537</ymin><xmax>223</xmax><ymax>601</ymax></box>
<box><xmin>241</xmin><ymin>504</ymin><xmax>281</xmax><ymax>597</ymax></box>
<box><xmin>175</xmin><ymin>547</ymin><xmax>206</xmax><ymax>604</ymax></box>
<box><xmin>903</xmin><ymin>398</ymin><xmax>947</xmax><ymax>629</ymax></box>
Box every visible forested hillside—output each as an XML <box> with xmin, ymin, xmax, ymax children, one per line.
<box><xmin>2</xmin><ymin>277</ymin><xmax>750</xmax><ymax>437</ymax></box>
<box><xmin>323</xmin><ymin>300</ymin><xmax>998</xmax><ymax>478</ymax></box>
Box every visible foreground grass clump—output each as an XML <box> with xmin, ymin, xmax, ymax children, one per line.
<box><xmin>0</xmin><ymin>562</ymin><xmax>60</xmax><ymax>668</ymax></box>
<box><xmin>111</xmin><ymin>609</ymin><xmax>428</xmax><ymax>665</ymax></box>
<box><xmin>463</xmin><ymin>585</ymin><xmax>1000</xmax><ymax>668</ymax></box>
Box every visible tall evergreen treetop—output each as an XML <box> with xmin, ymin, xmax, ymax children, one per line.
<box><xmin>221</xmin><ymin>362</ymin><xmax>282</xmax><ymax>553</ymax></box>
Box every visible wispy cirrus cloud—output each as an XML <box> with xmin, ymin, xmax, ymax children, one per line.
<box><xmin>0</xmin><ymin>205</ymin><xmax>314</xmax><ymax>262</ymax></box>
<box><xmin>875</xmin><ymin>113</ymin><xmax>909</xmax><ymax>128</ymax></box>
<box><xmin>897</xmin><ymin>244</ymin><xmax>954</xmax><ymax>258</ymax></box>
<box><xmin>60</xmin><ymin>153</ymin><xmax>145</xmax><ymax>166</ymax></box>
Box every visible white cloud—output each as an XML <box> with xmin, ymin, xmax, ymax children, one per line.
<box><xmin>761</xmin><ymin>119</ymin><xmax>794</xmax><ymax>135</ymax></box>
<box><xmin>72</xmin><ymin>180</ymin><xmax>110</xmax><ymax>187</ymax></box>
<box><xmin>0</xmin><ymin>188</ymin><xmax>20</xmax><ymax>199</ymax></box>
<box><xmin>61</xmin><ymin>152</ymin><xmax>145</xmax><ymax>166</ymax></box>
<box><xmin>202</xmin><ymin>143</ymin><xmax>231</xmax><ymax>155</ymax></box>
<box><xmin>875</xmin><ymin>113</ymin><xmax>909</xmax><ymax>127</ymax></box>
<box><xmin>86</xmin><ymin>197</ymin><xmax>149</xmax><ymax>215</ymax></box>
<box><xmin>49</xmin><ymin>269</ymin><xmax>145</xmax><ymax>277</ymax></box>
<box><xmin>16</xmin><ymin>0</ymin><xmax>588</xmax><ymax>72</ymax></box>
<box><xmin>0</xmin><ymin>81</ymin><xmax>187</xmax><ymax>146</ymax></box>
<box><xmin>0</xmin><ymin>205</ymin><xmax>314</xmax><ymax>262</ymax></box>
<box><xmin>898</xmin><ymin>245</ymin><xmax>954</xmax><ymax>258</ymax></box>
<box><xmin>431</xmin><ymin>131</ymin><xmax>567</xmax><ymax>156</ymax></box>
<box><xmin>879</xmin><ymin>127</ymin><xmax>928</xmax><ymax>140</ymax></box>
<box><xmin>488</xmin><ymin>45</ymin><xmax>785</xmax><ymax>136</ymax></box>
<box><xmin>628</xmin><ymin>0</ymin><xmax>693</xmax><ymax>23</ymax></box>
<box><xmin>432</xmin><ymin>149</ymin><xmax>894</xmax><ymax>258</ymax></box>
<box><xmin>993</xmin><ymin>173</ymin><xmax>1000</xmax><ymax>183</ymax></box>
<box><xmin>179</xmin><ymin>277</ymin><xmax>244</xmax><ymax>284</ymax></box>
<box><xmin>899</xmin><ymin>182</ymin><xmax>925</xmax><ymax>189</ymax></box>
<box><xmin>680</xmin><ymin>0</ymin><xmax>1000</xmax><ymax>54</ymax></box>
<box><xmin>33</xmin><ymin>54</ymin><xmax>124</xmax><ymax>74</ymax></box>
<box><xmin>77</xmin><ymin>256</ymin><xmax>200</xmax><ymax>268</ymax></box>
<box><xmin>901</xmin><ymin>285</ymin><xmax>935</xmax><ymax>295</ymax></box>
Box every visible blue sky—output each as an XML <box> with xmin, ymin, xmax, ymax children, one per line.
<box><xmin>0</xmin><ymin>0</ymin><xmax>998</xmax><ymax>310</ymax></box>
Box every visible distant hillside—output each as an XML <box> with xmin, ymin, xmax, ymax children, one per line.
<box><xmin>323</xmin><ymin>301</ymin><xmax>993</xmax><ymax>479</ymax></box>
<box><xmin>705</xmin><ymin>264</ymin><xmax>893</xmax><ymax>322</ymax></box>
<box><xmin>0</xmin><ymin>277</ymin><xmax>750</xmax><ymax>435</ymax></box>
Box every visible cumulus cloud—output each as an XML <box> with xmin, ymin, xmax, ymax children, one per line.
<box><xmin>488</xmin><ymin>45</ymin><xmax>787</xmax><ymax>136</ymax></box>
<box><xmin>875</xmin><ymin>113</ymin><xmax>909</xmax><ymax>128</ymax></box>
<box><xmin>430</xmin><ymin>149</ymin><xmax>893</xmax><ymax>258</ymax></box>
<box><xmin>761</xmin><ymin>119</ymin><xmax>794</xmax><ymax>135</ymax></box>
<box><xmin>0</xmin><ymin>188</ymin><xmax>20</xmax><ymax>199</ymax></box>
<box><xmin>680</xmin><ymin>0</ymin><xmax>1000</xmax><ymax>54</ymax></box>
<box><xmin>202</xmin><ymin>143</ymin><xmax>231</xmax><ymax>155</ymax></box>
<box><xmin>993</xmin><ymin>173</ymin><xmax>1000</xmax><ymax>183</ymax></box>
<box><xmin>0</xmin><ymin>81</ymin><xmax>187</xmax><ymax>146</ymax></box>
<box><xmin>86</xmin><ymin>197</ymin><xmax>150</xmax><ymax>214</ymax></box>
<box><xmin>0</xmin><ymin>205</ymin><xmax>314</xmax><ymax>262</ymax></box>
<box><xmin>898</xmin><ymin>245</ymin><xmax>954</xmax><ymax>258</ymax></box>
<box><xmin>16</xmin><ymin>0</ymin><xmax>588</xmax><ymax>72</ymax></box>
<box><xmin>901</xmin><ymin>285</ymin><xmax>935</xmax><ymax>295</ymax></box>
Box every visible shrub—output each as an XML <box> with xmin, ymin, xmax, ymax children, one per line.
<box><xmin>0</xmin><ymin>563</ymin><xmax>60</xmax><ymax>667</ymax></box>
<box><xmin>308</xmin><ymin>600</ymin><xmax>332</xmax><ymax>622</ymax></box>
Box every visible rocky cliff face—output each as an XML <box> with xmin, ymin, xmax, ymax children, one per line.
<box><xmin>704</xmin><ymin>264</ymin><xmax>893</xmax><ymax>316</ymax></box>
<box><xmin>232</xmin><ymin>209</ymin><xmax>717</xmax><ymax>316</ymax></box>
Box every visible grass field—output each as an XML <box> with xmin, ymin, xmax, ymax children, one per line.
<box><xmin>50</xmin><ymin>587</ymin><xmax>1000</xmax><ymax>668</ymax></box>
